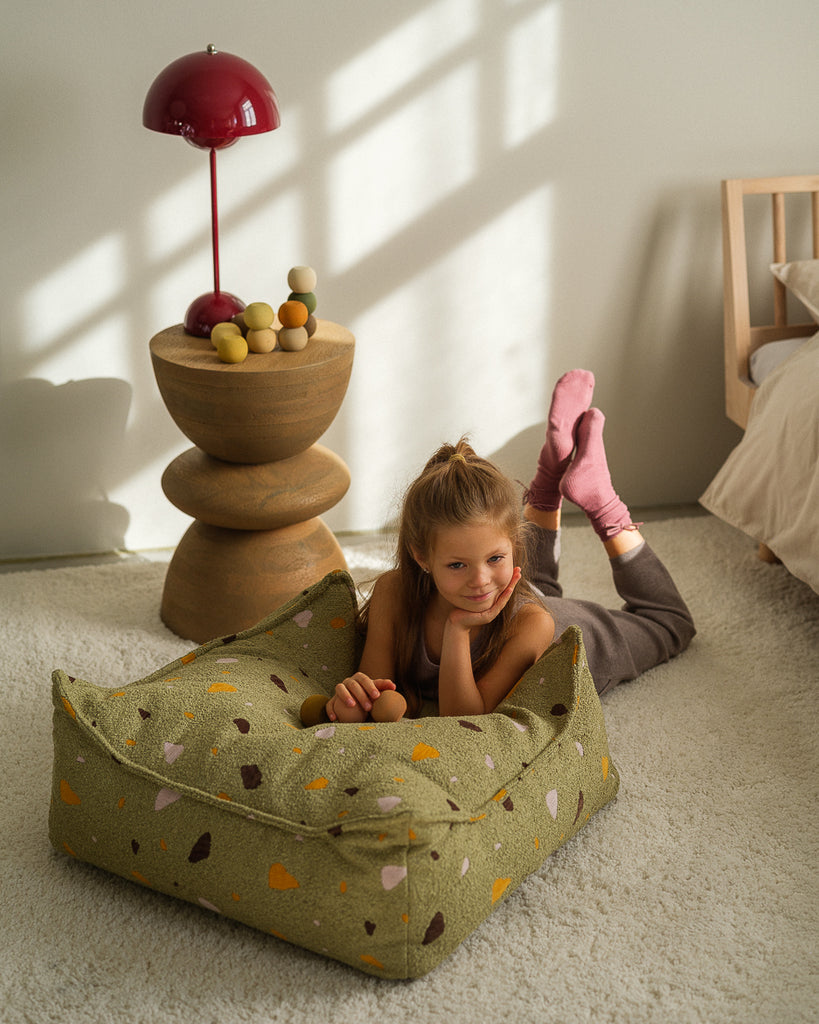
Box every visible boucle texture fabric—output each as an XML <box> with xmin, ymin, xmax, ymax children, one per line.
<box><xmin>50</xmin><ymin>570</ymin><xmax>618</xmax><ymax>978</ymax></box>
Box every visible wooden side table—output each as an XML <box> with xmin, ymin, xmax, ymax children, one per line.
<box><xmin>150</xmin><ymin>320</ymin><xmax>354</xmax><ymax>643</ymax></box>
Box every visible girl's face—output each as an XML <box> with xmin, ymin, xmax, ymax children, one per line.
<box><xmin>420</xmin><ymin>519</ymin><xmax>515</xmax><ymax>615</ymax></box>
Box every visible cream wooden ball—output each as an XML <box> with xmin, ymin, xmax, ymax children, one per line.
<box><xmin>246</xmin><ymin>327</ymin><xmax>278</xmax><ymax>353</ymax></box>
<box><xmin>278</xmin><ymin>326</ymin><xmax>309</xmax><ymax>351</ymax></box>
<box><xmin>287</xmin><ymin>265</ymin><xmax>317</xmax><ymax>293</ymax></box>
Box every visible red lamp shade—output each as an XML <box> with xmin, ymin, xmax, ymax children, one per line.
<box><xmin>143</xmin><ymin>45</ymin><xmax>280</xmax><ymax>149</ymax></box>
<box><xmin>143</xmin><ymin>46</ymin><xmax>281</xmax><ymax>336</ymax></box>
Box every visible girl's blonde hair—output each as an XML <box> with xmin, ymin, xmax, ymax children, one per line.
<box><xmin>364</xmin><ymin>437</ymin><xmax>537</xmax><ymax>714</ymax></box>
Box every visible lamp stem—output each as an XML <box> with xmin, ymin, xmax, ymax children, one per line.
<box><xmin>209</xmin><ymin>147</ymin><xmax>221</xmax><ymax>296</ymax></box>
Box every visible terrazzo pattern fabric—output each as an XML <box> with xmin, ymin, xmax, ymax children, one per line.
<box><xmin>49</xmin><ymin>570</ymin><xmax>620</xmax><ymax>978</ymax></box>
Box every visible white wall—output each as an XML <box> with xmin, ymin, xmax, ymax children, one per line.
<box><xmin>2</xmin><ymin>0</ymin><xmax>818</xmax><ymax>558</ymax></box>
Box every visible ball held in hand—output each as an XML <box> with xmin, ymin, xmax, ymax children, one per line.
<box><xmin>370</xmin><ymin>690</ymin><xmax>407</xmax><ymax>723</ymax></box>
<box><xmin>300</xmin><ymin>694</ymin><xmax>329</xmax><ymax>727</ymax></box>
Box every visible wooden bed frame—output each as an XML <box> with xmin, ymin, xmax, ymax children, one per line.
<box><xmin>721</xmin><ymin>174</ymin><xmax>819</xmax><ymax>429</ymax></box>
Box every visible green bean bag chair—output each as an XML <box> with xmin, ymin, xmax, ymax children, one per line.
<box><xmin>50</xmin><ymin>570</ymin><xmax>619</xmax><ymax>979</ymax></box>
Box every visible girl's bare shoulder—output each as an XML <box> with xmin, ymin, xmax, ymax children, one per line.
<box><xmin>369</xmin><ymin>569</ymin><xmax>403</xmax><ymax>611</ymax></box>
<box><xmin>510</xmin><ymin>598</ymin><xmax>555</xmax><ymax>645</ymax></box>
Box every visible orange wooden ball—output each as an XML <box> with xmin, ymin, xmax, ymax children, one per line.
<box><xmin>370</xmin><ymin>690</ymin><xmax>407</xmax><ymax>723</ymax></box>
<box><xmin>278</xmin><ymin>300</ymin><xmax>309</xmax><ymax>329</ymax></box>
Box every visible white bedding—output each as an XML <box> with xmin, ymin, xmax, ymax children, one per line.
<box><xmin>700</xmin><ymin>332</ymin><xmax>819</xmax><ymax>594</ymax></box>
<box><xmin>749</xmin><ymin>333</ymin><xmax>815</xmax><ymax>384</ymax></box>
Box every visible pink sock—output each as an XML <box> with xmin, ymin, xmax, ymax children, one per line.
<box><xmin>559</xmin><ymin>409</ymin><xmax>636</xmax><ymax>540</ymax></box>
<box><xmin>525</xmin><ymin>369</ymin><xmax>595</xmax><ymax>510</ymax></box>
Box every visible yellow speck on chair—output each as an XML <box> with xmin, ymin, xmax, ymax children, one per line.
<box><xmin>411</xmin><ymin>742</ymin><xmax>440</xmax><ymax>762</ymax></box>
<box><xmin>268</xmin><ymin>863</ymin><xmax>300</xmax><ymax>891</ymax></box>
<box><xmin>491</xmin><ymin>878</ymin><xmax>511</xmax><ymax>904</ymax></box>
<box><xmin>59</xmin><ymin>779</ymin><xmax>81</xmax><ymax>805</ymax></box>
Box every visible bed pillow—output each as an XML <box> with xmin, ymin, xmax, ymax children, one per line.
<box><xmin>700</xmin><ymin>332</ymin><xmax>819</xmax><ymax>594</ymax></box>
<box><xmin>749</xmin><ymin>333</ymin><xmax>817</xmax><ymax>385</ymax></box>
<box><xmin>49</xmin><ymin>570</ymin><xmax>620</xmax><ymax>979</ymax></box>
<box><xmin>771</xmin><ymin>259</ymin><xmax>819</xmax><ymax>322</ymax></box>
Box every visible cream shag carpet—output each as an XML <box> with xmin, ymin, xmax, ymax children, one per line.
<box><xmin>1</xmin><ymin>515</ymin><xmax>816</xmax><ymax>1024</ymax></box>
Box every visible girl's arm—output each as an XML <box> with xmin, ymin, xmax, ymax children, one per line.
<box><xmin>326</xmin><ymin>571</ymin><xmax>400</xmax><ymax>722</ymax></box>
<box><xmin>357</xmin><ymin>571</ymin><xmax>400</xmax><ymax>682</ymax></box>
<box><xmin>437</xmin><ymin>601</ymin><xmax>554</xmax><ymax>717</ymax></box>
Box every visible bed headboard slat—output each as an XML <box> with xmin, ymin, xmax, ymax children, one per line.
<box><xmin>721</xmin><ymin>174</ymin><xmax>819</xmax><ymax>428</ymax></box>
<box><xmin>813</xmin><ymin>192</ymin><xmax>819</xmax><ymax>257</ymax></box>
<box><xmin>772</xmin><ymin>193</ymin><xmax>787</xmax><ymax>326</ymax></box>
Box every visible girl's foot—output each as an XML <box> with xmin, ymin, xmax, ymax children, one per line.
<box><xmin>559</xmin><ymin>408</ymin><xmax>640</xmax><ymax>541</ymax></box>
<box><xmin>525</xmin><ymin>369</ymin><xmax>595</xmax><ymax>511</ymax></box>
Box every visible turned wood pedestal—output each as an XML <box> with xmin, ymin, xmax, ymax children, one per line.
<box><xmin>150</xmin><ymin>320</ymin><xmax>355</xmax><ymax>643</ymax></box>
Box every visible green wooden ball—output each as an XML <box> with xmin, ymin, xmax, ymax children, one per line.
<box><xmin>288</xmin><ymin>290</ymin><xmax>317</xmax><ymax>315</ymax></box>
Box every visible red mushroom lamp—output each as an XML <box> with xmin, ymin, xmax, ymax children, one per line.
<box><xmin>143</xmin><ymin>45</ymin><xmax>280</xmax><ymax>337</ymax></box>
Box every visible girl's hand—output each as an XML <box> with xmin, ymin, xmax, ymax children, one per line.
<box><xmin>326</xmin><ymin>672</ymin><xmax>397</xmax><ymax>723</ymax></box>
<box><xmin>447</xmin><ymin>567</ymin><xmax>522</xmax><ymax>631</ymax></box>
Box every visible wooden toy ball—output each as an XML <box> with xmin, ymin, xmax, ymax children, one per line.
<box><xmin>288</xmin><ymin>265</ymin><xmax>317</xmax><ymax>293</ymax></box>
<box><xmin>215</xmin><ymin>334</ymin><xmax>249</xmax><ymax>364</ymax></box>
<box><xmin>243</xmin><ymin>301</ymin><xmax>275</xmax><ymax>331</ymax></box>
<box><xmin>231</xmin><ymin>313</ymin><xmax>248</xmax><ymax>336</ymax></box>
<box><xmin>246</xmin><ymin>327</ymin><xmax>278</xmax><ymax>353</ymax></box>
<box><xmin>300</xmin><ymin>694</ymin><xmax>329</xmax><ymax>727</ymax></box>
<box><xmin>278</xmin><ymin>300</ymin><xmax>309</xmax><ymax>329</ymax></box>
<box><xmin>288</xmin><ymin>290</ymin><xmax>317</xmax><ymax>315</ymax></box>
<box><xmin>210</xmin><ymin>321</ymin><xmax>242</xmax><ymax>350</ymax></box>
<box><xmin>278</xmin><ymin>326</ymin><xmax>309</xmax><ymax>351</ymax></box>
<box><xmin>299</xmin><ymin>688</ymin><xmax>407</xmax><ymax>726</ymax></box>
<box><xmin>370</xmin><ymin>690</ymin><xmax>407</xmax><ymax>723</ymax></box>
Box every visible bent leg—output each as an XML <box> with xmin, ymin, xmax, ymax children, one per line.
<box><xmin>544</xmin><ymin>541</ymin><xmax>695</xmax><ymax>695</ymax></box>
<box><xmin>524</xmin><ymin>522</ymin><xmax>563</xmax><ymax>598</ymax></box>
<box><xmin>560</xmin><ymin>408</ymin><xmax>641</xmax><ymax>542</ymax></box>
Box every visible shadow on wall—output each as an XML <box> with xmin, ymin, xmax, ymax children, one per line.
<box><xmin>489</xmin><ymin>424</ymin><xmax>544</xmax><ymax>499</ymax></box>
<box><xmin>492</xmin><ymin>184</ymin><xmax>740</xmax><ymax>512</ymax></box>
<box><xmin>604</xmin><ymin>185</ymin><xmax>742</xmax><ymax>506</ymax></box>
<box><xmin>0</xmin><ymin>378</ymin><xmax>131</xmax><ymax>560</ymax></box>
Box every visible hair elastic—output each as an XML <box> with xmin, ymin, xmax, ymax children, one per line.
<box><xmin>448</xmin><ymin>452</ymin><xmax>467</xmax><ymax>464</ymax></box>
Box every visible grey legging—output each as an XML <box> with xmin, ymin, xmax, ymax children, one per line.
<box><xmin>527</xmin><ymin>526</ymin><xmax>696</xmax><ymax>696</ymax></box>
